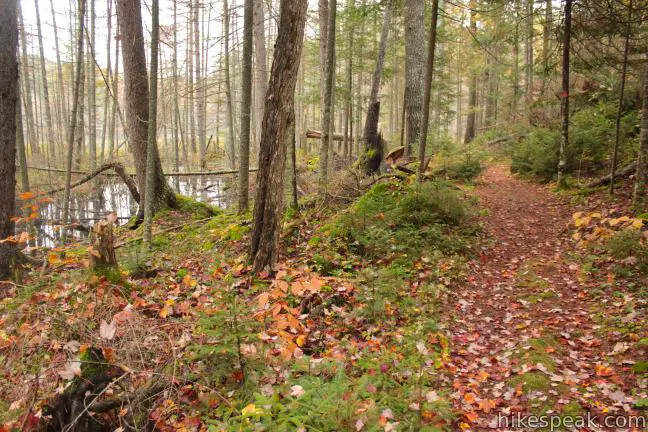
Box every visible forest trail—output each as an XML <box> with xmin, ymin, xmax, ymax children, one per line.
<box><xmin>444</xmin><ymin>165</ymin><xmax>641</xmax><ymax>431</ymax></box>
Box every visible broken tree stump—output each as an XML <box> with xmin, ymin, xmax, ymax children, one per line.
<box><xmin>88</xmin><ymin>220</ymin><xmax>117</xmax><ymax>270</ymax></box>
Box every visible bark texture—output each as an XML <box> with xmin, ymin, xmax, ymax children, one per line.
<box><xmin>319</xmin><ymin>0</ymin><xmax>337</xmax><ymax>197</ymax></box>
<box><xmin>0</xmin><ymin>0</ymin><xmax>18</xmax><ymax>279</ymax></box>
<box><xmin>116</xmin><ymin>0</ymin><xmax>175</xmax><ymax>216</ymax></box>
<box><xmin>360</xmin><ymin>0</ymin><xmax>393</xmax><ymax>175</ymax></box>
<box><xmin>238</xmin><ymin>0</ymin><xmax>254</xmax><ymax>212</ymax></box>
<box><xmin>463</xmin><ymin>3</ymin><xmax>477</xmax><ymax>145</ymax></box>
<box><xmin>404</xmin><ymin>0</ymin><xmax>425</xmax><ymax>156</ymax></box>
<box><xmin>250</xmin><ymin>0</ymin><xmax>307</xmax><ymax>273</ymax></box>
<box><xmin>557</xmin><ymin>0</ymin><xmax>571</xmax><ymax>188</ymax></box>
<box><xmin>417</xmin><ymin>0</ymin><xmax>440</xmax><ymax>182</ymax></box>
<box><xmin>633</xmin><ymin>55</ymin><xmax>648</xmax><ymax>210</ymax></box>
<box><xmin>253</xmin><ymin>0</ymin><xmax>268</xmax><ymax>150</ymax></box>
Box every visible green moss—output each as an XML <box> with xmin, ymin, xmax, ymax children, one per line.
<box><xmin>509</xmin><ymin>372</ymin><xmax>551</xmax><ymax>393</ymax></box>
<box><xmin>632</xmin><ymin>361</ymin><xmax>648</xmax><ymax>374</ymax></box>
<box><xmin>174</xmin><ymin>194</ymin><xmax>219</xmax><ymax>219</ymax></box>
<box><xmin>512</xmin><ymin>337</ymin><xmax>559</xmax><ymax>372</ymax></box>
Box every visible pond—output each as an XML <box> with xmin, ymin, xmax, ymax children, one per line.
<box><xmin>28</xmin><ymin>174</ymin><xmax>238</xmax><ymax>249</ymax></box>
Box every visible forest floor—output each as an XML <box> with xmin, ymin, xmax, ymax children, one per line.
<box><xmin>439</xmin><ymin>165</ymin><xmax>647</xmax><ymax>431</ymax></box>
<box><xmin>0</xmin><ymin>162</ymin><xmax>646</xmax><ymax>431</ymax></box>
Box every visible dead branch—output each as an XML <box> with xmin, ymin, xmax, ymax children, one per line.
<box><xmin>44</xmin><ymin>162</ymin><xmax>141</xmax><ymax>204</ymax></box>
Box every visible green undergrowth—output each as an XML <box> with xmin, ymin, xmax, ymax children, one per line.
<box><xmin>321</xmin><ymin>180</ymin><xmax>478</xmax><ymax>266</ymax></box>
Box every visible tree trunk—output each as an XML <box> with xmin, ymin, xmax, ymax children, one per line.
<box><xmin>404</xmin><ymin>0</ymin><xmax>425</xmax><ymax>157</ymax></box>
<box><xmin>143</xmin><ymin>0</ymin><xmax>160</xmax><ymax>245</ymax></box>
<box><xmin>463</xmin><ymin>2</ymin><xmax>477</xmax><ymax>145</ymax></box>
<box><xmin>50</xmin><ymin>0</ymin><xmax>69</xmax><ymax>155</ymax></box>
<box><xmin>285</xmin><ymin>108</ymin><xmax>298</xmax><ymax>210</ymax></box>
<box><xmin>609</xmin><ymin>0</ymin><xmax>632</xmax><ymax>196</ymax></box>
<box><xmin>100</xmin><ymin>0</ymin><xmax>112</xmax><ymax>163</ymax></box>
<box><xmin>319</xmin><ymin>0</ymin><xmax>329</xmax><ymax>123</ymax></box>
<box><xmin>249</xmin><ymin>0</ymin><xmax>307</xmax><ymax>273</ymax></box>
<box><xmin>416</xmin><ymin>0</ymin><xmax>440</xmax><ymax>182</ymax></box>
<box><xmin>63</xmin><ymin>0</ymin><xmax>86</xmax><ymax>242</ymax></box>
<box><xmin>87</xmin><ymin>0</ymin><xmax>96</xmax><ymax>170</ymax></box>
<box><xmin>116</xmin><ymin>0</ymin><xmax>176</xmax><ymax>217</ymax></box>
<box><xmin>524</xmin><ymin>0</ymin><xmax>533</xmax><ymax>108</ymax></box>
<box><xmin>344</xmin><ymin>0</ymin><xmax>354</xmax><ymax>157</ymax></box>
<box><xmin>194</xmin><ymin>0</ymin><xmax>206</xmax><ymax>169</ymax></box>
<box><xmin>223</xmin><ymin>0</ymin><xmax>237</xmax><ymax>168</ymax></box>
<box><xmin>558</xmin><ymin>0</ymin><xmax>572</xmax><ymax>187</ymax></box>
<box><xmin>16</xmin><ymin>91</ymin><xmax>30</xmax><ymax>192</ymax></box>
<box><xmin>633</xmin><ymin>54</ymin><xmax>648</xmax><ymax>211</ymax></box>
<box><xmin>360</xmin><ymin>0</ymin><xmax>393</xmax><ymax>175</ymax></box>
<box><xmin>512</xmin><ymin>0</ymin><xmax>520</xmax><ymax>119</ymax></box>
<box><xmin>319</xmin><ymin>0</ymin><xmax>336</xmax><ymax>197</ymax></box>
<box><xmin>238</xmin><ymin>0</ymin><xmax>253</xmax><ymax>212</ymax></box>
<box><xmin>253</xmin><ymin>0</ymin><xmax>268</xmax><ymax>153</ymax></box>
<box><xmin>0</xmin><ymin>0</ymin><xmax>18</xmax><ymax>279</ymax></box>
<box><xmin>17</xmin><ymin>2</ymin><xmax>39</xmax><ymax>157</ymax></box>
<box><xmin>557</xmin><ymin>0</ymin><xmax>571</xmax><ymax>188</ymax></box>
<box><xmin>541</xmin><ymin>0</ymin><xmax>552</xmax><ymax>96</ymax></box>
<box><xmin>109</xmin><ymin>21</ymin><xmax>120</xmax><ymax>159</ymax></box>
<box><xmin>34</xmin><ymin>0</ymin><xmax>57</xmax><ymax>160</ymax></box>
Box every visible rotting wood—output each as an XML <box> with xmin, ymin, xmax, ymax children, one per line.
<box><xmin>88</xmin><ymin>220</ymin><xmax>117</xmax><ymax>270</ymax></box>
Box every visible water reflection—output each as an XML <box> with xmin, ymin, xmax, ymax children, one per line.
<box><xmin>29</xmin><ymin>174</ymin><xmax>237</xmax><ymax>249</ymax></box>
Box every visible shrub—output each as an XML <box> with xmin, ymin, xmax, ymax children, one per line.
<box><xmin>325</xmin><ymin>181</ymin><xmax>471</xmax><ymax>261</ymax></box>
<box><xmin>445</xmin><ymin>158</ymin><xmax>484</xmax><ymax>181</ymax></box>
<box><xmin>604</xmin><ymin>229</ymin><xmax>648</xmax><ymax>273</ymax></box>
<box><xmin>510</xmin><ymin>128</ymin><xmax>560</xmax><ymax>178</ymax></box>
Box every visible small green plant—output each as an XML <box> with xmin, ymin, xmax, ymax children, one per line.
<box><xmin>604</xmin><ymin>229</ymin><xmax>648</xmax><ymax>274</ymax></box>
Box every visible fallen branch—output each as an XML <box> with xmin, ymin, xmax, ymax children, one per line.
<box><xmin>483</xmin><ymin>134</ymin><xmax>528</xmax><ymax>147</ymax></box>
<box><xmin>583</xmin><ymin>161</ymin><xmax>637</xmax><ymax>188</ymax></box>
<box><xmin>28</xmin><ymin>165</ymin><xmax>258</xmax><ymax>177</ymax></box>
<box><xmin>305</xmin><ymin>129</ymin><xmax>352</xmax><ymax>142</ymax></box>
<box><xmin>45</xmin><ymin>162</ymin><xmax>141</xmax><ymax>204</ymax></box>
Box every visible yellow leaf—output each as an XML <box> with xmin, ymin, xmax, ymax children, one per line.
<box><xmin>631</xmin><ymin>218</ymin><xmax>644</xmax><ymax>229</ymax></box>
<box><xmin>296</xmin><ymin>334</ymin><xmax>306</xmax><ymax>347</ymax></box>
<box><xmin>241</xmin><ymin>403</ymin><xmax>264</xmax><ymax>417</ymax></box>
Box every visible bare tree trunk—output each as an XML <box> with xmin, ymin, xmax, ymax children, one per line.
<box><xmin>172</xmin><ymin>0</ymin><xmax>182</xmax><ymax>174</ymax></box>
<box><xmin>609</xmin><ymin>0</ymin><xmax>632</xmax><ymax>196</ymax></box>
<box><xmin>285</xmin><ymin>107</ymin><xmax>298</xmax><ymax>209</ymax></box>
<box><xmin>34</xmin><ymin>0</ymin><xmax>57</xmax><ymax>161</ymax></box>
<box><xmin>319</xmin><ymin>0</ymin><xmax>329</xmax><ymax>123</ymax></box>
<box><xmin>253</xmin><ymin>0</ymin><xmax>268</xmax><ymax>153</ymax></box>
<box><xmin>16</xmin><ymin>91</ymin><xmax>30</xmax><ymax>192</ymax></box>
<box><xmin>100</xmin><ymin>0</ymin><xmax>113</xmax><ymax>163</ymax></box>
<box><xmin>17</xmin><ymin>2</ymin><xmax>39</xmax><ymax>157</ymax></box>
<box><xmin>360</xmin><ymin>0</ymin><xmax>393</xmax><ymax>175</ymax></box>
<box><xmin>63</xmin><ymin>0</ymin><xmax>86</xmax><ymax>242</ymax></box>
<box><xmin>524</xmin><ymin>0</ymin><xmax>533</xmax><ymax>108</ymax></box>
<box><xmin>512</xmin><ymin>0</ymin><xmax>520</xmax><ymax>119</ymax></box>
<box><xmin>0</xmin><ymin>0</ymin><xmax>18</xmax><ymax>278</ymax></box>
<box><xmin>74</xmin><ymin>18</ymin><xmax>85</xmax><ymax>171</ymax></box>
<box><xmin>187</xmin><ymin>2</ymin><xmax>196</xmax><ymax>157</ymax></box>
<box><xmin>319</xmin><ymin>0</ymin><xmax>336</xmax><ymax>197</ymax></box>
<box><xmin>50</xmin><ymin>0</ymin><xmax>69</xmax><ymax>155</ymax></box>
<box><xmin>223</xmin><ymin>0</ymin><xmax>237</xmax><ymax>168</ymax></box>
<box><xmin>463</xmin><ymin>2</ymin><xmax>477</xmax><ymax>146</ymax></box>
<box><xmin>404</xmin><ymin>0</ymin><xmax>425</xmax><ymax>157</ymax></box>
<box><xmin>109</xmin><ymin>21</ymin><xmax>120</xmax><ymax>159</ymax></box>
<box><xmin>87</xmin><ymin>0</ymin><xmax>96</xmax><ymax>171</ymax></box>
<box><xmin>344</xmin><ymin>0</ymin><xmax>354</xmax><ymax>157</ymax></box>
<box><xmin>250</xmin><ymin>0</ymin><xmax>307</xmax><ymax>273</ymax></box>
<box><xmin>143</xmin><ymin>0</ymin><xmax>160</xmax><ymax>245</ymax></box>
<box><xmin>194</xmin><ymin>0</ymin><xmax>206</xmax><ymax>169</ymax></box>
<box><xmin>238</xmin><ymin>0</ymin><xmax>253</xmax><ymax>212</ymax></box>
<box><xmin>116</xmin><ymin>0</ymin><xmax>176</xmax><ymax>216</ymax></box>
<box><xmin>557</xmin><ymin>0</ymin><xmax>572</xmax><ymax>188</ymax></box>
<box><xmin>632</xmin><ymin>54</ymin><xmax>648</xmax><ymax>210</ymax></box>
<box><xmin>541</xmin><ymin>0</ymin><xmax>552</xmax><ymax>96</ymax></box>
<box><xmin>416</xmin><ymin>0</ymin><xmax>439</xmax><ymax>182</ymax></box>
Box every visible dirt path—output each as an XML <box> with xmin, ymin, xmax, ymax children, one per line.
<box><xmin>444</xmin><ymin>165</ymin><xmax>644</xmax><ymax>431</ymax></box>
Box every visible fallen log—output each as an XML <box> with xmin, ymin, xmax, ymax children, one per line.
<box><xmin>305</xmin><ymin>129</ymin><xmax>353</xmax><ymax>142</ymax></box>
<box><xmin>583</xmin><ymin>161</ymin><xmax>637</xmax><ymax>188</ymax></box>
<box><xmin>483</xmin><ymin>134</ymin><xmax>528</xmax><ymax>146</ymax></box>
<box><xmin>28</xmin><ymin>165</ymin><xmax>259</xmax><ymax>177</ymax></box>
<box><xmin>45</xmin><ymin>162</ymin><xmax>141</xmax><ymax>204</ymax></box>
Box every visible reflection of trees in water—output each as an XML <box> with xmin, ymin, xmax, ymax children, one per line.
<box><xmin>32</xmin><ymin>175</ymin><xmax>237</xmax><ymax>247</ymax></box>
